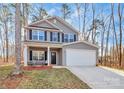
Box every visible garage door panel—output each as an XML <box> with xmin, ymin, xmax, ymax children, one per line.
<box><xmin>66</xmin><ymin>49</ymin><xmax>96</xmax><ymax>66</ymax></box>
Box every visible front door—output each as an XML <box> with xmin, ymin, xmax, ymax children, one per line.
<box><xmin>51</xmin><ymin>52</ymin><xmax>56</xmax><ymax>64</ymax></box>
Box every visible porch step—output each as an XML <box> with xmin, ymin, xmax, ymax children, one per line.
<box><xmin>53</xmin><ymin>66</ymin><xmax>66</xmax><ymax>68</ymax></box>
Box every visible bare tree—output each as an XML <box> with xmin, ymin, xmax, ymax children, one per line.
<box><xmin>31</xmin><ymin>4</ymin><xmax>48</xmax><ymax>22</ymax></box>
<box><xmin>0</xmin><ymin>4</ymin><xmax>11</xmax><ymax>62</ymax></box>
<box><xmin>111</xmin><ymin>4</ymin><xmax>119</xmax><ymax>64</ymax></box>
<box><xmin>13</xmin><ymin>3</ymin><xmax>22</xmax><ymax>75</ymax></box>
<box><xmin>105</xmin><ymin>16</ymin><xmax>112</xmax><ymax>66</ymax></box>
<box><xmin>100</xmin><ymin>13</ymin><xmax>107</xmax><ymax>64</ymax></box>
<box><xmin>75</xmin><ymin>3</ymin><xmax>82</xmax><ymax>32</ymax></box>
<box><xmin>82</xmin><ymin>3</ymin><xmax>88</xmax><ymax>40</ymax></box>
<box><xmin>22</xmin><ymin>3</ymin><xmax>30</xmax><ymax>41</ymax></box>
<box><xmin>118</xmin><ymin>3</ymin><xmax>123</xmax><ymax>67</ymax></box>
<box><xmin>0</xmin><ymin>28</ymin><xmax>5</xmax><ymax>62</ymax></box>
<box><xmin>61</xmin><ymin>4</ymin><xmax>71</xmax><ymax>20</ymax></box>
<box><xmin>91</xmin><ymin>4</ymin><xmax>96</xmax><ymax>43</ymax></box>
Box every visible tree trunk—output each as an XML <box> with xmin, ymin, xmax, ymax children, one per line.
<box><xmin>4</xmin><ymin>21</ymin><xmax>8</xmax><ymax>62</ymax></box>
<box><xmin>105</xmin><ymin>17</ymin><xmax>111</xmax><ymax>66</ymax></box>
<box><xmin>118</xmin><ymin>3</ymin><xmax>122</xmax><ymax>67</ymax></box>
<box><xmin>22</xmin><ymin>3</ymin><xmax>28</xmax><ymax>41</ymax></box>
<box><xmin>76</xmin><ymin>4</ymin><xmax>81</xmax><ymax>32</ymax></box>
<box><xmin>92</xmin><ymin>4</ymin><xmax>95</xmax><ymax>44</ymax></box>
<box><xmin>111</xmin><ymin>3</ymin><xmax>119</xmax><ymax>65</ymax></box>
<box><xmin>0</xmin><ymin>31</ymin><xmax>5</xmax><ymax>62</ymax></box>
<box><xmin>101</xmin><ymin>26</ymin><xmax>105</xmax><ymax>64</ymax></box>
<box><xmin>82</xmin><ymin>3</ymin><xmax>87</xmax><ymax>40</ymax></box>
<box><xmin>13</xmin><ymin>3</ymin><xmax>22</xmax><ymax>75</ymax></box>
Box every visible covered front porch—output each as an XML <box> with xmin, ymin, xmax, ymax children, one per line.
<box><xmin>24</xmin><ymin>45</ymin><xmax>62</xmax><ymax>66</ymax></box>
<box><xmin>24</xmin><ymin>47</ymin><xmax>62</xmax><ymax>66</ymax></box>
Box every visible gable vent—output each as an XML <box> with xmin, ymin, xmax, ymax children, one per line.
<box><xmin>53</xmin><ymin>19</ymin><xmax>56</xmax><ymax>23</ymax></box>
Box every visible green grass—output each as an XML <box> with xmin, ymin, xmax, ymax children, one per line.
<box><xmin>0</xmin><ymin>65</ymin><xmax>90</xmax><ymax>89</ymax></box>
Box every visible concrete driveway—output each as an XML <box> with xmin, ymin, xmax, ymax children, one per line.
<box><xmin>67</xmin><ymin>66</ymin><xmax>124</xmax><ymax>89</ymax></box>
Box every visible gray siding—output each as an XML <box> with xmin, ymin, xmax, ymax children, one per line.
<box><xmin>34</xmin><ymin>21</ymin><xmax>54</xmax><ymax>28</ymax></box>
<box><xmin>63</xmin><ymin>43</ymin><xmax>98</xmax><ymax>50</ymax></box>
<box><xmin>49</xmin><ymin>18</ymin><xmax>79</xmax><ymax>41</ymax></box>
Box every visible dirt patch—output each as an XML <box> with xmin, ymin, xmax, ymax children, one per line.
<box><xmin>23</xmin><ymin>75</ymin><xmax>32</xmax><ymax>80</ymax></box>
<box><xmin>1</xmin><ymin>74</ymin><xmax>28</xmax><ymax>89</ymax></box>
<box><xmin>3</xmin><ymin>78</ymin><xmax>21</xmax><ymax>88</ymax></box>
<box><xmin>2</xmin><ymin>74</ymin><xmax>23</xmax><ymax>88</ymax></box>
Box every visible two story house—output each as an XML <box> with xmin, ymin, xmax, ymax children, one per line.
<box><xmin>23</xmin><ymin>16</ymin><xmax>98</xmax><ymax>66</ymax></box>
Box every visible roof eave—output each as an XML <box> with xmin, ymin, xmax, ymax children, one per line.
<box><xmin>63</xmin><ymin>41</ymin><xmax>99</xmax><ymax>49</ymax></box>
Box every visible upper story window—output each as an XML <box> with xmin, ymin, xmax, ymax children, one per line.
<box><xmin>69</xmin><ymin>34</ymin><xmax>74</xmax><ymax>42</ymax></box>
<box><xmin>64</xmin><ymin>34</ymin><xmax>75</xmax><ymax>42</ymax></box>
<box><xmin>50</xmin><ymin>32</ymin><xmax>59</xmax><ymax>42</ymax></box>
<box><xmin>64</xmin><ymin>34</ymin><xmax>68</xmax><ymax>42</ymax></box>
<box><xmin>52</xmin><ymin>32</ymin><xmax>58</xmax><ymax>42</ymax></box>
<box><xmin>39</xmin><ymin>31</ymin><xmax>45</xmax><ymax>40</ymax></box>
<box><xmin>32</xmin><ymin>30</ymin><xmax>45</xmax><ymax>41</ymax></box>
<box><xmin>32</xmin><ymin>31</ymin><xmax>38</xmax><ymax>40</ymax></box>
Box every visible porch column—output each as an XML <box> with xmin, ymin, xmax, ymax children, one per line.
<box><xmin>24</xmin><ymin>45</ymin><xmax>28</xmax><ymax>66</ymax></box>
<box><xmin>47</xmin><ymin>46</ymin><xmax>50</xmax><ymax>66</ymax></box>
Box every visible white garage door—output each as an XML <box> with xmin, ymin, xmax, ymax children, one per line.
<box><xmin>66</xmin><ymin>49</ymin><xmax>96</xmax><ymax>66</ymax></box>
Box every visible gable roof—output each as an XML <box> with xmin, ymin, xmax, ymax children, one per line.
<box><xmin>28</xmin><ymin>16</ymin><xmax>80</xmax><ymax>34</ymax></box>
<box><xmin>29</xmin><ymin>20</ymin><xmax>58</xmax><ymax>30</ymax></box>
<box><xmin>63</xmin><ymin>40</ymin><xmax>99</xmax><ymax>49</ymax></box>
<box><xmin>26</xmin><ymin>19</ymin><xmax>64</xmax><ymax>33</ymax></box>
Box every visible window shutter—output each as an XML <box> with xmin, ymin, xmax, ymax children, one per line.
<box><xmin>29</xmin><ymin>29</ymin><xmax>32</xmax><ymax>40</ymax></box>
<box><xmin>45</xmin><ymin>51</ymin><xmax>47</xmax><ymax>60</ymax></box>
<box><xmin>74</xmin><ymin>34</ymin><xmax>76</xmax><ymax>41</ymax></box>
<box><xmin>45</xmin><ymin>31</ymin><xmax>47</xmax><ymax>41</ymax></box>
<box><xmin>62</xmin><ymin>33</ymin><xmax>64</xmax><ymax>42</ymax></box>
<box><xmin>30</xmin><ymin>50</ymin><xmax>32</xmax><ymax>61</ymax></box>
<box><xmin>58</xmin><ymin>32</ymin><xmax>60</xmax><ymax>42</ymax></box>
<box><xmin>50</xmin><ymin>32</ymin><xmax>52</xmax><ymax>41</ymax></box>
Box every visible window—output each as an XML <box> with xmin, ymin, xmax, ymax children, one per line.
<box><xmin>39</xmin><ymin>31</ymin><xmax>45</xmax><ymax>40</ymax></box>
<box><xmin>32</xmin><ymin>30</ymin><xmax>45</xmax><ymax>41</ymax></box>
<box><xmin>64</xmin><ymin>34</ymin><xmax>74</xmax><ymax>42</ymax></box>
<box><xmin>69</xmin><ymin>34</ymin><xmax>74</xmax><ymax>42</ymax></box>
<box><xmin>32</xmin><ymin>51</ymin><xmax>45</xmax><ymax>61</ymax></box>
<box><xmin>52</xmin><ymin>32</ymin><xmax>58</xmax><ymax>42</ymax></box>
<box><xmin>32</xmin><ymin>51</ymin><xmax>38</xmax><ymax>60</ymax></box>
<box><xmin>39</xmin><ymin>51</ymin><xmax>45</xmax><ymax>61</ymax></box>
<box><xmin>64</xmin><ymin>34</ymin><xmax>68</xmax><ymax>42</ymax></box>
<box><xmin>32</xmin><ymin>31</ymin><xmax>38</xmax><ymax>40</ymax></box>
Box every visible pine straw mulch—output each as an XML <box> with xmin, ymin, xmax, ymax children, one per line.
<box><xmin>1</xmin><ymin>73</ymin><xmax>32</xmax><ymax>89</ymax></box>
<box><xmin>22</xmin><ymin>65</ymin><xmax>52</xmax><ymax>71</ymax></box>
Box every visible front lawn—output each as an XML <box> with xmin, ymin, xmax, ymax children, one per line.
<box><xmin>0</xmin><ymin>65</ymin><xmax>90</xmax><ymax>89</ymax></box>
<box><xmin>0</xmin><ymin>65</ymin><xmax>13</xmax><ymax>88</ymax></box>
